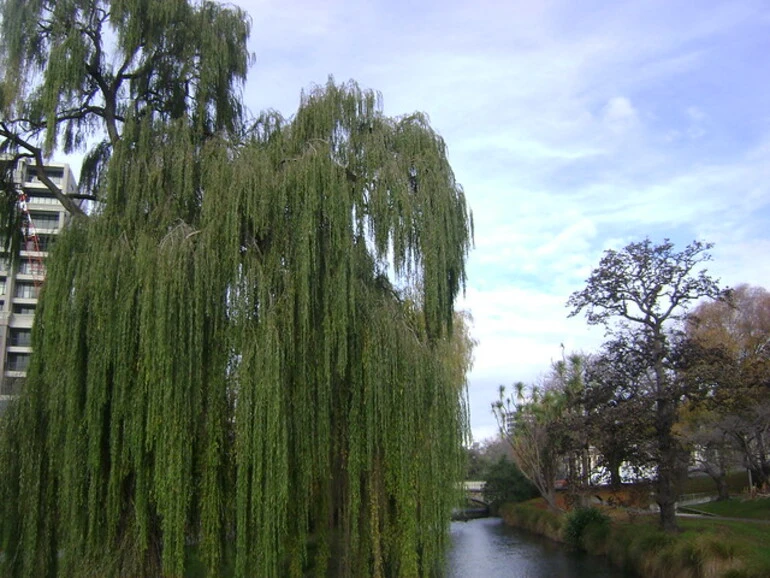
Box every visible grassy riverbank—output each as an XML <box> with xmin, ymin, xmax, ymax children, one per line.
<box><xmin>691</xmin><ymin>497</ymin><xmax>770</xmax><ymax>520</ymax></box>
<box><xmin>500</xmin><ymin>498</ymin><xmax>770</xmax><ymax>578</ymax></box>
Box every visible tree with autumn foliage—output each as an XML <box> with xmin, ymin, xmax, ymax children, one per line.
<box><xmin>493</xmin><ymin>380</ymin><xmax>565</xmax><ymax>512</ymax></box>
<box><xmin>680</xmin><ymin>284</ymin><xmax>770</xmax><ymax>491</ymax></box>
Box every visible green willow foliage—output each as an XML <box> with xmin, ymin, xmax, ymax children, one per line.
<box><xmin>0</xmin><ymin>0</ymin><xmax>251</xmax><ymax>212</ymax></box>
<box><xmin>0</xmin><ymin>81</ymin><xmax>473</xmax><ymax>577</ymax></box>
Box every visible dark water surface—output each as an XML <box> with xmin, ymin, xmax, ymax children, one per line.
<box><xmin>445</xmin><ymin>517</ymin><xmax>625</xmax><ymax>577</ymax></box>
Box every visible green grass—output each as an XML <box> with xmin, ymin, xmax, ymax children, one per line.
<box><xmin>677</xmin><ymin>518</ymin><xmax>770</xmax><ymax>577</ymax></box>
<box><xmin>682</xmin><ymin>471</ymin><xmax>751</xmax><ymax>495</ymax></box>
<box><xmin>693</xmin><ymin>497</ymin><xmax>770</xmax><ymax>521</ymax></box>
<box><xmin>594</xmin><ymin>514</ymin><xmax>770</xmax><ymax>577</ymax></box>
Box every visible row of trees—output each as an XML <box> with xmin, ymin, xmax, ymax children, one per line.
<box><xmin>0</xmin><ymin>1</ymin><xmax>475</xmax><ymax>577</ymax></box>
<box><xmin>494</xmin><ymin>239</ymin><xmax>769</xmax><ymax>533</ymax></box>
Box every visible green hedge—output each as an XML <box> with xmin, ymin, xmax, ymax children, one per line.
<box><xmin>499</xmin><ymin>501</ymin><xmax>563</xmax><ymax>542</ymax></box>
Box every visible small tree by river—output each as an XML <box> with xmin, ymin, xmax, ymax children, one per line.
<box><xmin>483</xmin><ymin>457</ymin><xmax>539</xmax><ymax>512</ymax></box>
<box><xmin>493</xmin><ymin>381</ymin><xmax>565</xmax><ymax>512</ymax></box>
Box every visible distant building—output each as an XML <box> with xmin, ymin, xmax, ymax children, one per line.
<box><xmin>504</xmin><ymin>411</ymin><xmax>515</xmax><ymax>436</ymax></box>
<box><xmin>0</xmin><ymin>158</ymin><xmax>77</xmax><ymax>407</ymax></box>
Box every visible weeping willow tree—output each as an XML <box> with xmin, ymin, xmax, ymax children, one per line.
<box><xmin>0</xmin><ymin>67</ymin><xmax>474</xmax><ymax>578</ymax></box>
<box><xmin>1</xmin><ymin>3</ymin><xmax>473</xmax><ymax>574</ymax></box>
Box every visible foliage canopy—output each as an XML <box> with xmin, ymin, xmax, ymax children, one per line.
<box><xmin>680</xmin><ymin>284</ymin><xmax>770</xmax><ymax>490</ymax></box>
<box><xmin>482</xmin><ymin>457</ymin><xmax>538</xmax><ymax>511</ymax></box>
<box><xmin>0</xmin><ymin>0</ymin><xmax>251</xmax><ymax>215</ymax></box>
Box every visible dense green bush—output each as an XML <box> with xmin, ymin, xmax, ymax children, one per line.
<box><xmin>483</xmin><ymin>457</ymin><xmax>538</xmax><ymax>511</ymax></box>
<box><xmin>563</xmin><ymin>507</ymin><xmax>610</xmax><ymax>550</ymax></box>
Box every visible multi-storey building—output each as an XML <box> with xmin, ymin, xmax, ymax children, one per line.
<box><xmin>0</xmin><ymin>159</ymin><xmax>76</xmax><ymax>407</ymax></box>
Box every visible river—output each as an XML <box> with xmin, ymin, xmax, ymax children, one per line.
<box><xmin>445</xmin><ymin>517</ymin><xmax>624</xmax><ymax>577</ymax></box>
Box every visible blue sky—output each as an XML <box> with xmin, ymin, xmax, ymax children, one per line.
<box><xmin>229</xmin><ymin>0</ymin><xmax>770</xmax><ymax>441</ymax></box>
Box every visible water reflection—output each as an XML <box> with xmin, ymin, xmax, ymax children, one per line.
<box><xmin>445</xmin><ymin>517</ymin><xmax>624</xmax><ymax>577</ymax></box>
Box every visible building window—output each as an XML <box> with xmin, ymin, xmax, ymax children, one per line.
<box><xmin>1</xmin><ymin>376</ymin><xmax>23</xmax><ymax>396</ymax></box>
<box><xmin>0</xmin><ymin>278</ymin><xmax>5</xmax><ymax>296</ymax></box>
<box><xmin>25</xmin><ymin>166</ymin><xmax>63</xmax><ymax>185</ymax></box>
<box><xmin>18</xmin><ymin>260</ymin><xmax>45</xmax><ymax>276</ymax></box>
<box><xmin>45</xmin><ymin>167</ymin><xmax>64</xmax><ymax>181</ymax></box>
<box><xmin>27</xmin><ymin>194</ymin><xmax>59</xmax><ymax>205</ymax></box>
<box><xmin>10</xmin><ymin>328</ymin><xmax>32</xmax><ymax>347</ymax></box>
<box><xmin>23</xmin><ymin>235</ymin><xmax>53</xmax><ymax>252</ymax></box>
<box><xmin>14</xmin><ymin>283</ymin><xmax>38</xmax><ymax>299</ymax></box>
<box><xmin>13</xmin><ymin>304</ymin><xmax>36</xmax><ymax>315</ymax></box>
<box><xmin>37</xmin><ymin>235</ymin><xmax>53</xmax><ymax>251</ymax></box>
<box><xmin>29</xmin><ymin>212</ymin><xmax>60</xmax><ymax>231</ymax></box>
<box><xmin>6</xmin><ymin>352</ymin><xmax>30</xmax><ymax>372</ymax></box>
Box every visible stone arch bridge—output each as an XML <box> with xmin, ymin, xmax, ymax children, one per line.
<box><xmin>462</xmin><ymin>480</ymin><xmax>489</xmax><ymax>506</ymax></box>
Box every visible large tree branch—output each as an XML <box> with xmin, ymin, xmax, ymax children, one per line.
<box><xmin>81</xmin><ymin>21</ymin><xmax>121</xmax><ymax>147</ymax></box>
<box><xmin>116</xmin><ymin>44</ymin><xmax>157</xmax><ymax>82</ymax></box>
<box><xmin>0</xmin><ymin>126</ymin><xmax>88</xmax><ymax>218</ymax></box>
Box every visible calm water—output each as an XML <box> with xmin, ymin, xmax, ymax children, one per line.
<box><xmin>445</xmin><ymin>517</ymin><xmax>625</xmax><ymax>577</ymax></box>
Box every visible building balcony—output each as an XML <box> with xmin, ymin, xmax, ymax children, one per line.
<box><xmin>6</xmin><ymin>346</ymin><xmax>32</xmax><ymax>354</ymax></box>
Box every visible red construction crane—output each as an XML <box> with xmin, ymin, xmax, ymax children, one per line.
<box><xmin>17</xmin><ymin>191</ymin><xmax>46</xmax><ymax>292</ymax></box>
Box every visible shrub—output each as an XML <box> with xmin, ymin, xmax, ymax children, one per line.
<box><xmin>563</xmin><ymin>507</ymin><xmax>610</xmax><ymax>551</ymax></box>
<box><xmin>482</xmin><ymin>457</ymin><xmax>538</xmax><ymax>512</ymax></box>
<box><xmin>499</xmin><ymin>500</ymin><xmax>563</xmax><ymax>541</ymax></box>
<box><xmin>581</xmin><ymin>515</ymin><xmax>611</xmax><ymax>553</ymax></box>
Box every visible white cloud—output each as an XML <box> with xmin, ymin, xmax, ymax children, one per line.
<box><xmin>602</xmin><ymin>96</ymin><xmax>639</xmax><ymax>132</ymax></box>
<box><xmin>686</xmin><ymin>106</ymin><xmax>706</xmax><ymax>122</ymax></box>
<box><xmin>535</xmin><ymin>218</ymin><xmax>598</xmax><ymax>258</ymax></box>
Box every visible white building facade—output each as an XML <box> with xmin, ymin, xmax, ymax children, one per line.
<box><xmin>0</xmin><ymin>159</ymin><xmax>76</xmax><ymax>405</ymax></box>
